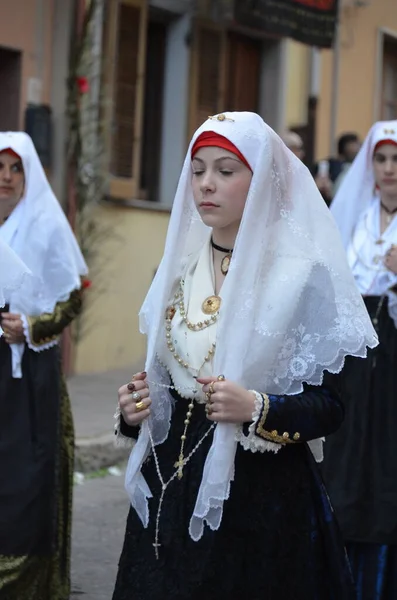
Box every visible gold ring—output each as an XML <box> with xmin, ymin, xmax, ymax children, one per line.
<box><xmin>217</xmin><ymin>374</ymin><xmax>225</xmax><ymax>381</ymax></box>
<box><xmin>135</xmin><ymin>401</ymin><xmax>145</xmax><ymax>412</ymax></box>
<box><xmin>208</xmin><ymin>381</ymin><xmax>216</xmax><ymax>395</ymax></box>
<box><xmin>132</xmin><ymin>391</ymin><xmax>142</xmax><ymax>401</ymax></box>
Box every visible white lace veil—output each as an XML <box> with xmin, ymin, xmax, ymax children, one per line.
<box><xmin>331</xmin><ymin>120</ymin><xmax>397</xmax><ymax>248</ymax></box>
<box><xmin>0</xmin><ymin>239</ymin><xmax>31</xmax><ymax>308</ymax></box>
<box><xmin>0</xmin><ymin>132</ymin><xmax>88</xmax><ymax>316</ymax></box>
<box><xmin>125</xmin><ymin>112</ymin><xmax>377</xmax><ymax>541</ymax></box>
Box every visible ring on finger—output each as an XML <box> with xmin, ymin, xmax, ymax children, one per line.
<box><xmin>205</xmin><ymin>391</ymin><xmax>213</xmax><ymax>404</ymax></box>
<box><xmin>135</xmin><ymin>400</ymin><xmax>145</xmax><ymax>412</ymax></box>
<box><xmin>217</xmin><ymin>374</ymin><xmax>225</xmax><ymax>381</ymax></box>
<box><xmin>132</xmin><ymin>391</ymin><xmax>142</xmax><ymax>402</ymax></box>
<box><xmin>208</xmin><ymin>381</ymin><xmax>216</xmax><ymax>395</ymax></box>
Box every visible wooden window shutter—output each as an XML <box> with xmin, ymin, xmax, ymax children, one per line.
<box><xmin>108</xmin><ymin>0</ymin><xmax>148</xmax><ymax>199</ymax></box>
<box><xmin>382</xmin><ymin>38</ymin><xmax>397</xmax><ymax>120</ymax></box>
<box><xmin>226</xmin><ymin>33</ymin><xmax>261</xmax><ymax>113</ymax></box>
<box><xmin>189</xmin><ymin>22</ymin><xmax>226</xmax><ymax>136</ymax></box>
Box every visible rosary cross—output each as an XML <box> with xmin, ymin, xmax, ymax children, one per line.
<box><xmin>153</xmin><ymin>541</ymin><xmax>162</xmax><ymax>560</ymax></box>
<box><xmin>174</xmin><ymin>456</ymin><xmax>185</xmax><ymax>479</ymax></box>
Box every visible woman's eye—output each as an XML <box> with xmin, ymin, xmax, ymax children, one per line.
<box><xmin>220</xmin><ymin>170</ymin><xmax>233</xmax><ymax>176</ymax></box>
<box><xmin>374</xmin><ymin>155</ymin><xmax>385</xmax><ymax>163</ymax></box>
<box><xmin>192</xmin><ymin>170</ymin><xmax>204</xmax><ymax>176</ymax></box>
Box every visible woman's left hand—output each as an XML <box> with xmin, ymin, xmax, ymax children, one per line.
<box><xmin>385</xmin><ymin>245</ymin><xmax>397</xmax><ymax>274</ymax></box>
<box><xmin>197</xmin><ymin>377</ymin><xmax>256</xmax><ymax>423</ymax></box>
<box><xmin>1</xmin><ymin>312</ymin><xmax>25</xmax><ymax>344</ymax></box>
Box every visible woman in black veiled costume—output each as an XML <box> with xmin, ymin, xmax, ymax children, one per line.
<box><xmin>323</xmin><ymin>120</ymin><xmax>397</xmax><ymax>599</ymax></box>
<box><xmin>112</xmin><ymin>112</ymin><xmax>377</xmax><ymax>600</ymax></box>
<box><xmin>0</xmin><ymin>132</ymin><xmax>87</xmax><ymax>599</ymax></box>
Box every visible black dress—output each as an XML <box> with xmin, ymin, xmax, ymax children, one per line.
<box><xmin>322</xmin><ymin>296</ymin><xmax>397</xmax><ymax>599</ymax></box>
<box><xmin>113</xmin><ymin>374</ymin><xmax>355</xmax><ymax>600</ymax></box>
<box><xmin>0</xmin><ymin>291</ymin><xmax>81</xmax><ymax>600</ymax></box>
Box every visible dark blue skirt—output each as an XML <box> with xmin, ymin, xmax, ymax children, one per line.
<box><xmin>347</xmin><ymin>543</ymin><xmax>397</xmax><ymax>600</ymax></box>
<box><xmin>113</xmin><ymin>394</ymin><xmax>355</xmax><ymax>600</ymax></box>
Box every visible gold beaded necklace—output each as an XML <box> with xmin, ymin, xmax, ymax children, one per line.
<box><xmin>165</xmin><ymin>281</ymin><xmax>217</xmax><ymax>370</ymax></box>
<box><xmin>164</xmin><ymin>280</ymin><xmax>219</xmax><ymax>480</ymax></box>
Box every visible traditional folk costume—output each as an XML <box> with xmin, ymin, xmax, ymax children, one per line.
<box><xmin>113</xmin><ymin>112</ymin><xmax>377</xmax><ymax>599</ymax></box>
<box><xmin>323</xmin><ymin>121</ymin><xmax>397</xmax><ymax>599</ymax></box>
<box><xmin>0</xmin><ymin>132</ymin><xmax>87</xmax><ymax>599</ymax></box>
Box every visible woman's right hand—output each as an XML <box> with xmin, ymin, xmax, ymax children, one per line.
<box><xmin>118</xmin><ymin>371</ymin><xmax>151</xmax><ymax>426</ymax></box>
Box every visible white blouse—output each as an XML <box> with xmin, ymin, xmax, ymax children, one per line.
<box><xmin>346</xmin><ymin>196</ymin><xmax>397</xmax><ymax>326</ymax></box>
<box><xmin>157</xmin><ymin>237</ymin><xmax>217</xmax><ymax>403</ymax></box>
<box><xmin>155</xmin><ymin>237</ymin><xmax>280</xmax><ymax>454</ymax></box>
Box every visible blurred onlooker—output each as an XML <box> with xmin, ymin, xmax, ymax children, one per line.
<box><xmin>312</xmin><ymin>132</ymin><xmax>361</xmax><ymax>205</ymax></box>
<box><xmin>281</xmin><ymin>130</ymin><xmax>305</xmax><ymax>161</ymax></box>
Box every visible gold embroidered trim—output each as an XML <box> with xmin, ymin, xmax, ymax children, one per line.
<box><xmin>258</xmin><ymin>393</ymin><xmax>270</xmax><ymax>430</ymax></box>
<box><xmin>27</xmin><ymin>315</ymin><xmax>58</xmax><ymax>348</ymax></box>
<box><xmin>255</xmin><ymin>393</ymin><xmax>301</xmax><ymax>444</ymax></box>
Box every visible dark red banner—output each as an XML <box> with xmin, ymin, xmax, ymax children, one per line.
<box><xmin>293</xmin><ymin>0</ymin><xmax>335</xmax><ymax>9</ymax></box>
<box><xmin>233</xmin><ymin>0</ymin><xmax>339</xmax><ymax>48</ymax></box>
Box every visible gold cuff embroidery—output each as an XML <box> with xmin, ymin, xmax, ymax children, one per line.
<box><xmin>27</xmin><ymin>316</ymin><xmax>58</xmax><ymax>348</ymax></box>
<box><xmin>255</xmin><ymin>393</ymin><xmax>301</xmax><ymax>444</ymax></box>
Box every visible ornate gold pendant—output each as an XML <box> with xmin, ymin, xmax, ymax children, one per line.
<box><xmin>221</xmin><ymin>254</ymin><xmax>231</xmax><ymax>275</ymax></box>
<box><xmin>202</xmin><ymin>295</ymin><xmax>221</xmax><ymax>315</ymax></box>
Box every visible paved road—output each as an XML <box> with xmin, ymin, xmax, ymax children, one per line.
<box><xmin>71</xmin><ymin>472</ymin><xmax>130</xmax><ymax>600</ymax></box>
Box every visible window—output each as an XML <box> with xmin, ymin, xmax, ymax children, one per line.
<box><xmin>226</xmin><ymin>32</ymin><xmax>261</xmax><ymax>112</ymax></box>
<box><xmin>105</xmin><ymin>0</ymin><xmax>170</xmax><ymax>201</ymax></box>
<box><xmin>140</xmin><ymin>14</ymin><xmax>167</xmax><ymax>202</ymax></box>
<box><xmin>189</xmin><ymin>22</ymin><xmax>261</xmax><ymax>136</ymax></box>
<box><xmin>189</xmin><ymin>24</ymin><xmax>226</xmax><ymax>135</ymax></box>
<box><xmin>381</xmin><ymin>36</ymin><xmax>397</xmax><ymax>120</ymax></box>
<box><xmin>0</xmin><ymin>47</ymin><xmax>22</xmax><ymax>130</ymax></box>
<box><xmin>105</xmin><ymin>0</ymin><xmax>148</xmax><ymax>199</ymax></box>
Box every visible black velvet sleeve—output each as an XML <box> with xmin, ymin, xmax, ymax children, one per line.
<box><xmin>253</xmin><ymin>371</ymin><xmax>344</xmax><ymax>444</ymax></box>
<box><xmin>119</xmin><ymin>415</ymin><xmax>140</xmax><ymax>440</ymax></box>
<box><xmin>117</xmin><ymin>372</ymin><xmax>344</xmax><ymax>443</ymax></box>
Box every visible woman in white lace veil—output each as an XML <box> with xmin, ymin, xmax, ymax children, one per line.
<box><xmin>0</xmin><ymin>132</ymin><xmax>87</xmax><ymax>599</ymax></box>
<box><xmin>113</xmin><ymin>112</ymin><xmax>376</xmax><ymax>599</ymax></box>
<box><xmin>323</xmin><ymin>120</ymin><xmax>397</xmax><ymax>598</ymax></box>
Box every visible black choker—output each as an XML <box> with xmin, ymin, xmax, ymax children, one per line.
<box><xmin>211</xmin><ymin>238</ymin><xmax>234</xmax><ymax>254</ymax></box>
<box><xmin>381</xmin><ymin>202</ymin><xmax>397</xmax><ymax>215</ymax></box>
<box><xmin>211</xmin><ymin>238</ymin><xmax>233</xmax><ymax>275</ymax></box>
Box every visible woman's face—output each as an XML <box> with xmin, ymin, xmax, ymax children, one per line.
<box><xmin>191</xmin><ymin>146</ymin><xmax>252</xmax><ymax>233</ymax></box>
<box><xmin>0</xmin><ymin>151</ymin><xmax>24</xmax><ymax>222</ymax></box>
<box><xmin>373</xmin><ymin>143</ymin><xmax>397</xmax><ymax>196</ymax></box>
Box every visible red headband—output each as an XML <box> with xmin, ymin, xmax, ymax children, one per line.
<box><xmin>374</xmin><ymin>139</ymin><xmax>397</xmax><ymax>153</ymax></box>
<box><xmin>1</xmin><ymin>148</ymin><xmax>22</xmax><ymax>160</ymax></box>
<box><xmin>191</xmin><ymin>131</ymin><xmax>252</xmax><ymax>171</ymax></box>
